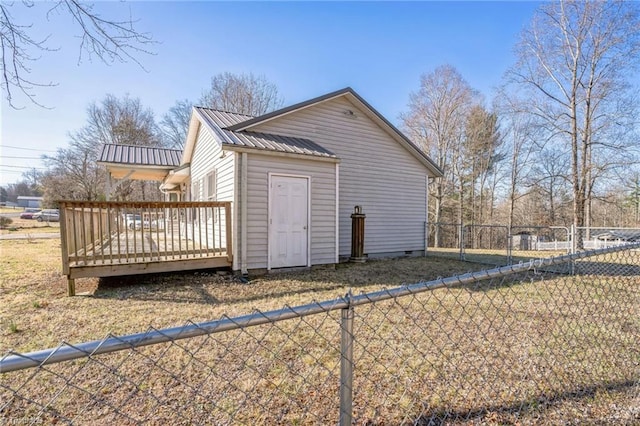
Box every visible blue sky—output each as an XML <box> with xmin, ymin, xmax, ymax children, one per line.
<box><xmin>0</xmin><ymin>1</ymin><xmax>541</xmax><ymax>186</ymax></box>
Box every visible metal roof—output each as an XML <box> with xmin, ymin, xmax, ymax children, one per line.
<box><xmin>99</xmin><ymin>144</ymin><xmax>182</xmax><ymax>167</ymax></box>
<box><xmin>195</xmin><ymin>108</ymin><xmax>254</xmax><ymax>128</ymax></box>
<box><xmin>192</xmin><ymin>107</ymin><xmax>336</xmax><ymax>159</ymax></box>
<box><xmin>220</xmin><ymin>130</ymin><xmax>336</xmax><ymax>158</ymax></box>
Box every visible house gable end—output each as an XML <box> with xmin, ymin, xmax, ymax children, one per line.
<box><xmin>182</xmin><ymin>108</ymin><xmax>227</xmax><ymax>166</ymax></box>
<box><xmin>246</xmin><ymin>96</ymin><xmax>428</xmax><ymax>174</ymax></box>
<box><xmin>248</xmin><ymin>95</ymin><xmax>434</xmax><ymax>256</ymax></box>
<box><xmin>229</xmin><ymin>88</ymin><xmax>442</xmax><ymax>177</ymax></box>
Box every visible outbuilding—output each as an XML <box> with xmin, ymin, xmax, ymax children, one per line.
<box><xmin>99</xmin><ymin>87</ymin><xmax>443</xmax><ymax>275</ymax></box>
<box><xmin>17</xmin><ymin>196</ymin><xmax>43</xmax><ymax>208</ymax></box>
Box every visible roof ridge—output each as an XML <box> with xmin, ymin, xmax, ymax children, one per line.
<box><xmin>226</xmin><ymin>87</ymin><xmax>353</xmax><ymax>132</ymax></box>
<box><xmin>102</xmin><ymin>143</ymin><xmax>182</xmax><ymax>152</ymax></box>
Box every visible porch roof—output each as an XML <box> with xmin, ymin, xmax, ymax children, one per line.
<box><xmin>98</xmin><ymin>144</ymin><xmax>183</xmax><ymax>181</ymax></box>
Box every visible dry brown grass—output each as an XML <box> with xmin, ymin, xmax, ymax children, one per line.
<box><xmin>0</xmin><ymin>207</ymin><xmax>22</xmax><ymax>214</ymax></box>
<box><xmin>1</xmin><ymin>238</ymin><xmax>639</xmax><ymax>424</ymax></box>
<box><xmin>0</xmin><ymin>238</ymin><xmax>487</xmax><ymax>352</ymax></box>
<box><xmin>0</xmin><ymin>216</ymin><xmax>60</xmax><ymax>234</ymax></box>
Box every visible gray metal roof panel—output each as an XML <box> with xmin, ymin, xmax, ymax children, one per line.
<box><xmin>99</xmin><ymin>144</ymin><xmax>182</xmax><ymax>167</ymax></box>
<box><xmin>195</xmin><ymin>108</ymin><xmax>254</xmax><ymax>128</ymax></box>
<box><xmin>220</xmin><ymin>129</ymin><xmax>336</xmax><ymax>158</ymax></box>
<box><xmin>191</xmin><ymin>107</ymin><xmax>336</xmax><ymax>159</ymax></box>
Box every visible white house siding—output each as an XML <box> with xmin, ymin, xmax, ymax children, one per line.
<box><xmin>251</xmin><ymin>97</ymin><xmax>429</xmax><ymax>257</ymax></box>
<box><xmin>188</xmin><ymin>125</ymin><xmax>235</xmax><ymax>252</ymax></box>
<box><xmin>245</xmin><ymin>153</ymin><xmax>336</xmax><ymax>270</ymax></box>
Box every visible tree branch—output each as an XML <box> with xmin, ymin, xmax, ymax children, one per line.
<box><xmin>1</xmin><ymin>1</ymin><xmax>155</xmax><ymax>108</ymax></box>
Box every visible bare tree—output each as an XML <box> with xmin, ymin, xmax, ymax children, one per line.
<box><xmin>200</xmin><ymin>72</ymin><xmax>284</xmax><ymax>116</ymax></box>
<box><xmin>401</xmin><ymin>65</ymin><xmax>480</xmax><ymax>246</ymax></box>
<box><xmin>160</xmin><ymin>99</ymin><xmax>193</xmax><ymax>149</ymax></box>
<box><xmin>508</xmin><ymin>0</ymin><xmax>640</xmax><ymax>239</ymax></box>
<box><xmin>622</xmin><ymin>170</ymin><xmax>640</xmax><ymax>225</ymax></box>
<box><xmin>77</xmin><ymin>93</ymin><xmax>160</xmax><ymax>147</ymax></box>
<box><xmin>43</xmin><ymin>94</ymin><xmax>162</xmax><ymax>202</ymax></box>
<box><xmin>464</xmin><ymin>105</ymin><xmax>501</xmax><ymax>227</ymax></box>
<box><xmin>158</xmin><ymin>73</ymin><xmax>284</xmax><ymax>150</ymax></box>
<box><xmin>21</xmin><ymin>167</ymin><xmax>43</xmax><ymax>195</ymax></box>
<box><xmin>529</xmin><ymin>148</ymin><xmax>572</xmax><ymax>226</ymax></box>
<box><xmin>43</xmin><ymin>143</ymin><xmax>106</xmax><ymax>203</ymax></box>
<box><xmin>1</xmin><ymin>1</ymin><xmax>153</xmax><ymax>108</ymax></box>
<box><xmin>494</xmin><ymin>94</ymin><xmax>540</xmax><ymax>232</ymax></box>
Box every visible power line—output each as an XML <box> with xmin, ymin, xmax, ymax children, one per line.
<box><xmin>0</xmin><ymin>156</ymin><xmax>44</xmax><ymax>160</ymax></box>
<box><xmin>0</xmin><ymin>145</ymin><xmax>57</xmax><ymax>153</ymax></box>
<box><xmin>0</xmin><ymin>165</ymin><xmax>47</xmax><ymax>169</ymax></box>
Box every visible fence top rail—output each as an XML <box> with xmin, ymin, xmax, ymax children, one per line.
<box><xmin>511</xmin><ymin>225</ymin><xmax>567</xmax><ymax>230</ymax></box>
<box><xmin>462</xmin><ymin>224</ymin><xmax>508</xmax><ymax>230</ymax></box>
<box><xmin>576</xmin><ymin>226</ymin><xmax>640</xmax><ymax>231</ymax></box>
<box><xmin>58</xmin><ymin>201</ymin><xmax>231</xmax><ymax>209</ymax></box>
<box><xmin>2</xmin><ymin>241</ymin><xmax>639</xmax><ymax>374</ymax></box>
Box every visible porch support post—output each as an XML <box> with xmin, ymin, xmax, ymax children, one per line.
<box><xmin>106</xmin><ymin>175</ymin><xmax>112</xmax><ymax>201</ymax></box>
<box><xmin>108</xmin><ymin>169</ymin><xmax>136</xmax><ymax>199</ymax></box>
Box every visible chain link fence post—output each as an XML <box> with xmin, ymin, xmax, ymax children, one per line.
<box><xmin>507</xmin><ymin>229</ymin><xmax>513</xmax><ymax>265</ymax></box>
<box><xmin>570</xmin><ymin>224</ymin><xmax>576</xmax><ymax>275</ymax></box>
<box><xmin>459</xmin><ymin>223</ymin><xmax>465</xmax><ymax>261</ymax></box>
<box><xmin>339</xmin><ymin>290</ymin><xmax>354</xmax><ymax>426</ymax></box>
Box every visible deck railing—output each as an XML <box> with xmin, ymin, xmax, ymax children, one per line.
<box><xmin>59</xmin><ymin>201</ymin><xmax>233</xmax><ymax>295</ymax></box>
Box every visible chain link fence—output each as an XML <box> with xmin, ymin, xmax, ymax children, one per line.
<box><xmin>428</xmin><ymin>223</ymin><xmax>574</xmax><ymax>265</ymax></box>
<box><xmin>575</xmin><ymin>226</ymin><xmax>640</xmax><ymax>251</ymax></box>
<box><xmin>2</xmin><ymin>243</ymin><xmax>640</xmax><ymax>424</ymax></box>
<box><xmin>427</xmin><ymin>222</ymin><xmax>465</xmax><ymax>261</ymax></box>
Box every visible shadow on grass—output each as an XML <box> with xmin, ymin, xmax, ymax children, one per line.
<box><xmin>427</xmin><ymin>251</ymin><xmax>510</xmax><ymax>267</ymax></box>
<box><xmin>414</xmin><ymin>379</ymin><xmax>639</xmax><ymax>425</ymax></box>
<box><xmin>92</xmin><ymin>254</ymin><xmax>638</xmax><ymax>306</ymax></box>
<box><xmin>92</xmin><ymin>257</ymin><xmax>486</xmax><ymax>306</ymax></box>
<box><xmin>93</xmin><ymin>269</ymin><xmax>390</xmax><ymax>306</ymax></box>
<box><xmin>94</xmin><ymin>270</ymin><xmax>228</xmax><ymax>304</ymax></box>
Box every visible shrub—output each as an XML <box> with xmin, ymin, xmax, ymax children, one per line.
<box><xmin>0</xmin><ymin>216</ymin><xmax>13</xmax><ymax>228</ymax></box>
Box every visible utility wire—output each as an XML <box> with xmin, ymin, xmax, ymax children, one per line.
<box><xmin>0</xmin><ymin>156</ymin><xmax>44</xmax><ymax>160</ymax></box>
<box><xmin>0</xmin><ymin>165</ymin><xmax>46</xmax><ymax>169</ymax></box>
<box><xmin>0</xmin><ymin>145</ymin><xmax>57</xmax><ymax>153</ymax></box>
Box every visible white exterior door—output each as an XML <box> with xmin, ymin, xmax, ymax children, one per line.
<box><xmin>270</xmin><ymin>175</ymin><xmax>309</xmax><ymax>268</ymax></box>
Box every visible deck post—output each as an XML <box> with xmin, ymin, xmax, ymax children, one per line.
<box><xmin>59</xmin><ymin>202</ymin><xmax>74</xmax><ymax>296</ymax></box>
<box><xmin>67</xmin><ymin>278</ymin><xmax>75</xmax><ymax>297</ymax></box>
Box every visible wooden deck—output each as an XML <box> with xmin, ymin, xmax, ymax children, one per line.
<box><xmin>60</xmin><ymin>201</ymin><xmax>233</xmax><ymax>295</ymax></box>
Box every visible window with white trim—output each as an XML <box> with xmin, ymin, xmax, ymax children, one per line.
<box><xmin>206</xmin><ymin>170</ymin><xmax>217</xmax><ymax>222</ymax></box>
<box><xmin>206</xmin><ymin>171</ymin><xmax>216</xmax><ymax>201</ymax></box>
<box><xmin>191</xmin><ymin>179</ymin><xmax>200</xmax><ymax>201</ymax></box>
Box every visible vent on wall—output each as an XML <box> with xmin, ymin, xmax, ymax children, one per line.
<box><xmin>342</xmin><ymin>109</ymin><xmax>357</xmax><ymax>118</ymax></box>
